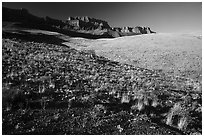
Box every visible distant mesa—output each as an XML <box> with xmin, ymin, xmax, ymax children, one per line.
<box><xmin>65</xmin><ymin>16</ymin><xmax>156</xmax><ymax>36</ymax></box>
<box><xmin>111</xmin><ymin>26</ymin><xmax>156</xmax><ymax>36</ymax></box>
<box><xmin>66</xmin><ymin>16</ymin><xmax>111</xmax><ymax>30</ymax></box>
<box><xmin>2</xmin><ymin>6</ymin><xmax>156</xmax><ymax>39</ymax></box>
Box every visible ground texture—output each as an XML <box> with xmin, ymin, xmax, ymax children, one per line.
<box><xmin>63</xmin><ymin>33</ymin><xmax>202</xmax><ymax>81</ymax></box>
<box><xmin>2</xmin><ymin>34</ymin><xmax>202</xmax><ymax>134</ymax></box>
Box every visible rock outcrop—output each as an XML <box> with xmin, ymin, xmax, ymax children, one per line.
<box><xmin>66</xmin><ymin>16</ymin><xmax>111</xmax><ymax>30</ymax></box>
<box><xmin>111</xmin><ymin>26</ymin><xmax>156</xmax><ymax>35</ymax></box>
<box><xmin>3</xmin><ymin>6</ymin><xmax>156</xmax><ymax>39</ymax></box>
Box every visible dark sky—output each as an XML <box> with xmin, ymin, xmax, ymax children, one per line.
<box><xmin>3</xmin><ymin>2</ymin><xmax>202</xmax><ymax>33</ymax></box>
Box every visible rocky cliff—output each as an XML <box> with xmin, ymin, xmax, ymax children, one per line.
<box><xmin>111</xmin><ymin>26</ymin><xmax>156</xmax><ymax>35</ymax></box>
<box><xmin>66</xmin><ymin>16</ymin><xmax>111</xmax><ymax>30</ymax></box>
<box><xmin>65</xmin><ymin>16</ymin><xmax>156</xmax><ymax>36</ymax></box>
<box><xmin>3</xmin><ymin>7</ymin><xmax>156</xmax><ymax>38</ymax></box>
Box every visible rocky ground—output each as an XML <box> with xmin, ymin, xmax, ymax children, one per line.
<box><xmin>2</xmin><ymin>33</ymin><xmax>202</xmax><ymax>134</ymax></box>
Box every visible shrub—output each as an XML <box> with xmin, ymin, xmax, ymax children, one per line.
<box><xmin>121</xmin><ymin>92</ymin><xmax>130</xmax><ymax>103</ymax></box>
<box><xmin>166</xmin><ymin>102</ymin><xmax>190</xmax><ymax>131</ymax></box>
<box><xmin>131</xmin><ymin>89</ymin><xmax>159</xmax><ymax>113</ymax></box>
<box><xmin>131</xmin><ymin>89</ymin><xmax>147</xmax><ymax>113</ymax></box>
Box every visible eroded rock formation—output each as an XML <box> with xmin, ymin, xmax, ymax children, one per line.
<box><xmin>66</xmin><ymin>16</ymin><xmax>111</xmax><ymax>30</ymax></box>
<box><xmin>3</xmin><ymin>6</ymin><xmax>156</xmax><ymax>38</ymax></box>
<box><xmin>111</xmin><ymin>26</ymin><xmax>156</xmax><ymax>35</ymax></box>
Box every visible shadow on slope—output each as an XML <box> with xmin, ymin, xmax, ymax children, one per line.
<box><xmin>2</xmin><ymin>31</ymin><xmax>67</xmax><ymax>46</ymax></box>
<box><xmin>3</xmin><ymin>21</ymin><xmax>114</xmax><ymax>40</ymax></box>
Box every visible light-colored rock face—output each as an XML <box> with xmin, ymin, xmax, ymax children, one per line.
<box><xmin>112</xmin><ymin>26</ymin><xmax>156</xmax><ymax>35</ymax></box>
<box><xmin>66</xmin><ymin>20</ymin><xmax>80</xmax><ymax>27</ymax></box>
<box><xmin>146</xmin><ymin>27</ymin><xmax>151</xmax><ymax>34</ymax></box>
<box><xmin>75</xmin><ymin>16</ymin><xmax>90</xmax><ymax>22</ymax></box>
<box><xmin>66</xmin><ymin>16</ymin><xmax>156</xmax><ymax>36</ymax></box>
<box><xmin>66</xmin><ymin>16</ymin><xmax>111</xmax><ymax>30</ymax></box>
<box><xmin>121</xmin><ymin>27</ymin><xmax>130</xmax><ymax>33</ymax></box>
<box><xmin>67</xmin><ymin>17</ymin><xmax>74</xmax><ymax>21</ymax></box>
<box><xmin>132</xmin><ymin>27</ymin><xmax>141</xmax><ymax>34</ymax></box>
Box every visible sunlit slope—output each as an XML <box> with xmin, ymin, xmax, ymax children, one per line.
<box><xmin>64</xmin><ymin>33</ymin><xmax>202</xmax><ymax>81</ymax></box>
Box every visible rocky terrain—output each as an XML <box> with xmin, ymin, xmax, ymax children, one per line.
<box><xmin>2</xmin><ymin>6</ymin><xmax>202</xmax><ymax>135</ymax></box>
<box><xmin>2</xmin><ymin>31</ymin><xmax>202</xmax><ymax>134</ymax></box>
<box><xmin>3</xmin><ymin>6</ymin><xmax>156</xmax><ymax>38</ymax></box>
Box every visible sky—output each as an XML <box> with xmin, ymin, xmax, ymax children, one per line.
<box><xmin>2</xmin><ymin>2</ymin><xmax>202</xmax><ymax>33</ymax></box>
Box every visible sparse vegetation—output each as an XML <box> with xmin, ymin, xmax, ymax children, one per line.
<box><xmin>69</xmin><ymin>33</ymin><xmax>201</xmax><ymax>81</ymax></box>
<box><xmin>2</xmin><ymin>37</ymin><xmax>202</xmax><ymax>135</ymax></box>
